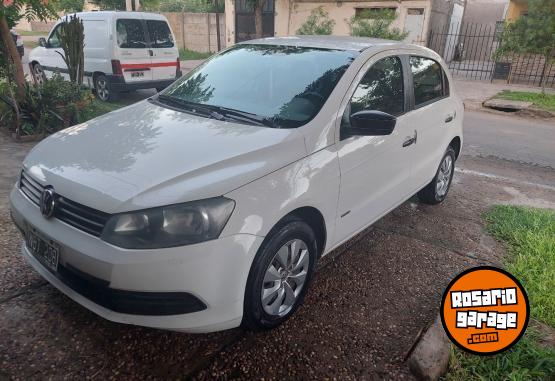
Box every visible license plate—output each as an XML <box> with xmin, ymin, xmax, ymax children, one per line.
<box><xmin>26</xmin><ymin>228</ymin><xmax>59</xmax><ymax>272</ymax></box>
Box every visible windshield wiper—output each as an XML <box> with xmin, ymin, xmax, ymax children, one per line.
<box><xmin>154</xmin><ymin>95</ymin><xmax>278</xmax><ymax>128</ymax></box>
<box><xmin>209</xmin><ymin>105</ymin><xmax>278</xmax><ymax>128</ymax></box>
<box><xmin>155</xmin><ymin>95</ymin><xmax>220</xmax><ymax>118</ymax></box>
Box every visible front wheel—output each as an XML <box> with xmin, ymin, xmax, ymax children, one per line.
<box><xmin>418</xmin><ymin>147</ymin><xmax>456</xmax><ymax>205</ymax></box>
<box><xmin>32</xmin><ymin>63</ymin><xmax>46</xmax><ymax>86</ymax></box>
<box><xmin>242</xmin><ymin>219</ymin><xmax>317</xmax><ymax>330</ymax></box>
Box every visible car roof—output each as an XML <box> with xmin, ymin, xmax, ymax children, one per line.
<box><xmin>238</xmin><ymin>36</ymin><xmax>423</xmax><ymax>52</ymax></box>
<box><xmin>66</xmin><ymin>11</ymin><xmax>167</xmax><ymax>20</ymax></box>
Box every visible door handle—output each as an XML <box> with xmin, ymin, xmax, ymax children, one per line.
<box><xmin>402</xmin><ymin>130</ymin><xmax>418</xmax><ymax>148</ymax></box>
<box><xmin>148</xmin><ymin>49</ymin><xmax>154</xmax><ymax>57</ymax></box>
<box><xmin>445</xmin><ymin>113</ymin><xmax>455</xmax><ymax>123</ymax></box>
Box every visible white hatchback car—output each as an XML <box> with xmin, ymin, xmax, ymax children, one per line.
<box><xmin>10</xmin><ymin>37</ymin><xmax>463</xmax><ymax>333</ymax></box>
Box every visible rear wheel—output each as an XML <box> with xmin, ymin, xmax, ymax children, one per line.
<box><xmin>418</xmin><ymin>146</ymin><xmax>456</xmax><ymax>205</ymax></box>
<box><xmin>94</xmin><ymin>74</ymin><xmax>116</xmax><ymax>102</ymax></box>
<box><xmin>242</xmin><ymin>219</ymin><xmax>317</xmax><ymax>330</ymax></box>
<box><xmin>32</xmin><ymin>63</ymin><xmax>46</xmax><ymax>86</ymax></box>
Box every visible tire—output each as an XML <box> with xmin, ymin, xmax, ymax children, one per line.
<box><xmin>418</xmin><ymin>146</ymin><xmax>456</xmax><ymax>205</ymax></box>
<box><xmin>94</xmin><ymin>74</ymin><xmax>117</xmax><ymax>102</ymax></box>
<box><xmin>32</xmin><ymin>63</ymin><xmax>46</xmax><ymax>86</ymax></box>
<box><xmin>242</xmin><ymin>219</ymin><xmax>317</xmax><ymax>330</ymax></box>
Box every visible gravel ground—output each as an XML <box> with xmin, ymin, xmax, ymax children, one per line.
<box><xmin>1</xmin><ymin>131</ymin><xmax>554</xmax><ymax>379</ymax></box>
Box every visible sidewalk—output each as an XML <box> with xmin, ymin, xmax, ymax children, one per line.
<box><xmin>454</xmin><ymin>78</ymin><xmax>555</xmax><ymax>110</ymax></box>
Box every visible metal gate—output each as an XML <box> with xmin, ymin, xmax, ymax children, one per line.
<box><xmin>428</xmin><ymin>22</ymin><xmax>555</xmax><ymax>87</ymax></box>
<box><xmin>235</xmin><ymin>0</ymin><xmax>275</xmax><ymax>43</ymax></box>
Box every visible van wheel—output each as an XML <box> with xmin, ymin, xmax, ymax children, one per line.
<box><xmin>94</xmin><ymin>75</ymin><xmax>116</xmax><ymax>102</ymax></box>
<box><xmin>418</xmin><ymin>146</ymin><xmax>456</xmax><ymax>205</ymax></box>
<box><xmin>32</xmin><ymin>63</ymin><xmax>46</xmax><ymax>85</ymax></box>
<box><xmin>242</xmin><ymin>219</ymin><xmax>317</xmax><ymax>330</ymax></box>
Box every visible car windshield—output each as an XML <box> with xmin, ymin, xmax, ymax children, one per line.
<box><xmin>160</xmin><ymin>44</ymin><xmax>358</xmax><ymax>128</ymax></box>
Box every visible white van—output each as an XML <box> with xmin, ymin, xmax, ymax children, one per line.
<box><xmin>29</xmin><ymin>11</ymin><xmax>181</xmax><ymax>101</ymax></box>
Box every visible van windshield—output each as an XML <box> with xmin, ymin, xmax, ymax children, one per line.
<box><xmin>160</xmin><ymin>44</ymin><xmax>358</xmax><ymax>128</ymax></box>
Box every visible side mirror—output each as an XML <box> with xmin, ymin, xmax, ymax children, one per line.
<box><xmin>347</xmin><ymin>110</ymin><xmax>397</xmax><ymax>136</ymax></box>
<box><xmin>38</xmin><ymin>37</ymin><xmax>47</xmax><ymax>47</ymax></box>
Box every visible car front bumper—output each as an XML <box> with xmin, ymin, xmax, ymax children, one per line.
<box><xmin>10</xmin><ymin>186</ymin><xmax>263</xmax><ymax>333</ymax></box>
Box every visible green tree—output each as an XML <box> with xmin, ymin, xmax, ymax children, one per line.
<box><xmin>57</xmin><ymin>15</ymin><xmax>84</xmax><ymax>84</ymax></box>
<box><xmin>296</xmin><ymin>6</ymin><xmax>334</xmax><ymax>35</ymax></box>
<box><xmin>55</xmin><ymin>0</ymin><xmax>84</xmax><ymax>12</ymax></box>
<box><xmin>348</xmin><ymin>9</ymin><xmax>408</xmax><ymax>41</ymax></box>
<box><xmin>0</xmin><ymin>0</ymin><xmax>57</xmax><ymax>98</ymax></box>
<box><xmin>495</xmin><ymin>0</ymin><xmax>555</xmax><ymax>89</ymax></box>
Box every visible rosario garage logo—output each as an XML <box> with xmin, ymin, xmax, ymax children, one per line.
<box><xmin>440</xmin><ymin>266</ymin><xmax>529</xmax><ymax>355</ymax></box>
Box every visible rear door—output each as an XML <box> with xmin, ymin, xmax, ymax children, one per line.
<box><xmin>114</xmin><ymin>17</ymin><xmax>153</xmax><ymax>83</ymax></box>
<box><xmin>145</xmin><ymin>18</ymin><xmax>179</xmax><ymax>85</ymax></box>
<box><xmin>407</xmin><ymin>56</ymin><xmax>455</xmax><ymax>191</ymax></box>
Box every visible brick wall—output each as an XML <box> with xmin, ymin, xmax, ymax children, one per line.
<box><xmin>161</xmin><ymin>12</ymin><xmax>226</xmax><ymax>53</ymax></box>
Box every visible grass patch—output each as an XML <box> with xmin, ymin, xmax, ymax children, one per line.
<box><xmin>15</xmin><ymin>30</ymin><xmax>48</xmax><ymax>36</ymax></box>
<box><xmin>496</xmin><ymin>90</ymin><xmax>555</xmax><ymax>112</ymax></box>
<box><xmin>179</xmin><ymin>49</ymin><xmax>212</xmax><ymax>61</ymax></box>
<box><xmin>485</xmin><ymin>205</ymin><xmax>555</xmax><ymax>327</ymax></box>
<box><xmin>446</xmin><ymin>330</ymin><xmax>555</xmax><ymax>381</ymax></box>
<box><xmin>78</xmin><ymin>99</ymin><xmax>127</xmax><ymax>123</ymax></box>
<box><xmin>446</xmin><ymin>205</ymin><xmax>555</xmax><ymax>380</ymax></box>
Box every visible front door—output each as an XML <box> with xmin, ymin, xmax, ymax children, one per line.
<box><xmin>235</xmin><ymin>0</ymin><xmax>275</xmax><ymax>42</ymax></box>
<box><xmin>335</xmin><ymin>54</ymin><xmax>415</xmax><ymax>243</ymax></box>
<box><xmin>42</xmin><ymin>23</ymin><xmax>68</xmax><ymax>80</ymax></box>
<box><xmin>115</xmin><ymin>17</ymin><xmax>153</xmax><ymax>83</ymax></box>
<box><xmin>145</xmin><ymin>19</ymin><xmax>178</xmax><ymax>84</ymax></box>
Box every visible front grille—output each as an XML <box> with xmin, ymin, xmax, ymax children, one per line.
<box><xmin>19</xmin><ymin>170</ymin><xmax>111</xmax><ymax>237</ymax></box>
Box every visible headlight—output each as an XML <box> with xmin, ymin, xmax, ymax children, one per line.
<box><xmin>101</xmin><ymin>197</ymin><xmax>235</xmax><ymax>249</ymax></box>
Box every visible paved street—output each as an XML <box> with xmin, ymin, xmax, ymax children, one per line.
<box><xmin>0</xmin><ymin>103</ymin><xmax>554</xmax><ymax>378</ymax></box>
<box><xmin>463</xmin><ymin>111</ymin><xmax>555</xmax><ymax>168</ymax></box>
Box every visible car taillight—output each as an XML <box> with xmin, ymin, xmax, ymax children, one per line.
<box><xmin>111</xmin><ymin>60</ymin><xmax>123</xmax><ymax>76</ymax></box>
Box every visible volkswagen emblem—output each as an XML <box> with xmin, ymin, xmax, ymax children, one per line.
<box><xmin>40</xmin><ymin>186</ymin><xmax>56</xmax><ymax>219</ymax></box>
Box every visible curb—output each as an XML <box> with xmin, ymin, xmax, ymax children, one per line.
<box><xmin>408</xmin><ymin>315</ymin><xmax>451</xmax><ymax>381</ymax></box>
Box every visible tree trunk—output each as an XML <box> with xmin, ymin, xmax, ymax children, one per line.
<box><xmin>0</xmin><ymin>15</ymin><xmax>25</xmax><ymax>99</ymax></box>
<box><xmin>253</xmin><ymin>0</ymin><xmax>266</xmax><ymax>38</ymax></box>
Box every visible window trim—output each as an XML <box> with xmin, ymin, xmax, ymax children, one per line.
<box><xmin>408</xmin><ymin>55</ymin><xmax>450</xmax><ymax>110</ymax></box>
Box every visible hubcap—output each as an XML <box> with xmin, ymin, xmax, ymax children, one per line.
<box><xmin>261</xmin><ymin>239</ymin><xmax>310</xmax><ymax>317</ymax></box>
<box><xmin>34</xmin><ymin>65</ymin><xmax>45</xmax><ymax>85</ymax></box>
<box><xmin>436</xmin><ymin>155</ymin><xmax>453</xmax><ymax>197</ymax></box>
<box><xmin>96</xmin><ymin>79</ymin><xmax>109</xmax><ymax>101</ymax></box>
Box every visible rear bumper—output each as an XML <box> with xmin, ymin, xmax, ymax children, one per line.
<box><xmin>107</xmin><ymin>73</ymin><xmax>181</xmax><ymax>92</ymax></box>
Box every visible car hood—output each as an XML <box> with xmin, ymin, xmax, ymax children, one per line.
<box><xmin>23</xmin><ymin>100</ymin><xmax>307</xmax><ymax>213</ymax></box>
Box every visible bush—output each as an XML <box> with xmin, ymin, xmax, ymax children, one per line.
<box><xmin>348</xmin><ymin>9</ymin><xmax>408</xmax><ymax>41</ymax></box>
<box><xmin>0</xmin><ymin>74</ymin><xmax>94</xmax><ymax>136</ymax></box>
<box><xmin>296</xmin><ymin>7</ymin><xmax>335</xmax><ymax>35</ymax></box>
<box><xmin>159</xmin><ymin>0</ymin><xmax>223</xmax><ymax>12</ymax></box>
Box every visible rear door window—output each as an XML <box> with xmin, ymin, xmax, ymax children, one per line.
<box><xmin>146</xmin><ymin>20</ymin><xmax>174</xmax><ymax>48</ymax></box>
<box><xmin>116</xmin><ymin>19</ymin><xmax>147</xmax><ymax>49</ymax></box>
<box><xmin>409</xmin><ymin>56</ymin><xmax>447</xmax><ymax>106</ymax></box>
